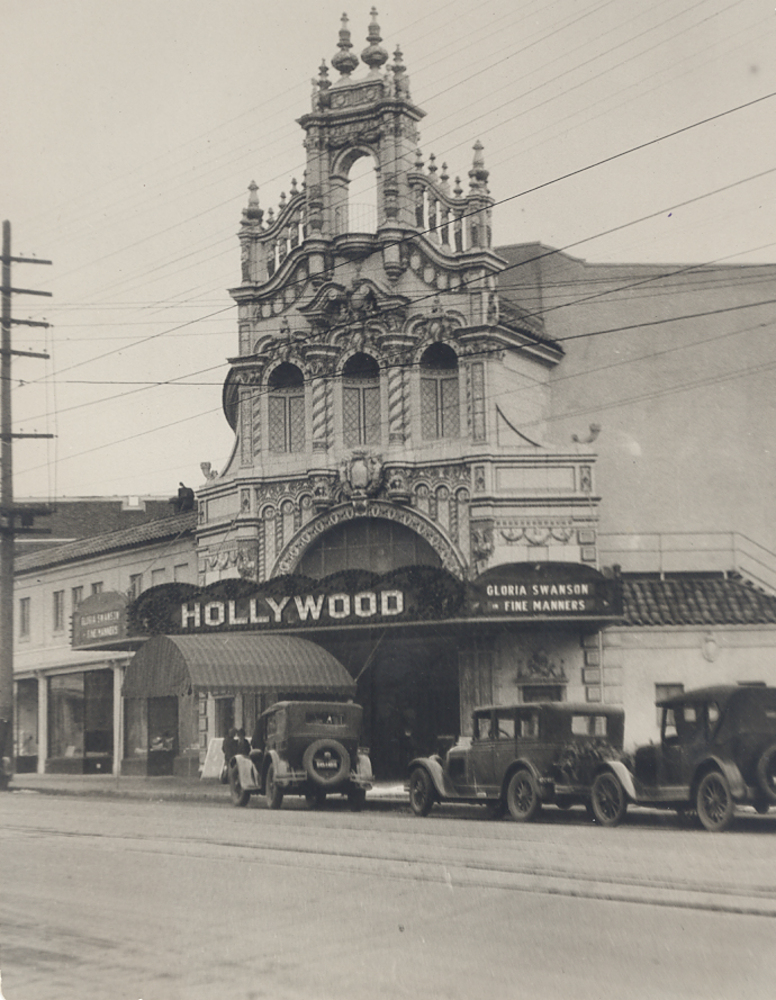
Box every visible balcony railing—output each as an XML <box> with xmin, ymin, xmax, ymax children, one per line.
<box><xmin>597</xmin><ymin>531</ymin><xmax>776</xmax><ymax>594</ymax></box>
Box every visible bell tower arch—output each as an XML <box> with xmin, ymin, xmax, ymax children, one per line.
<box><xmin>299</xmin><ymin>10</ymin><xmax>425</xmax><ymax>252</ymax></box>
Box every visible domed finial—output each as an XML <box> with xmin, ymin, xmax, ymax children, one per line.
<box><xmin>468</xmin><ymin>140</ymin><xmax>489</xmax><ymax>190</ymax></box>
<box><xmin>361</xmin><ymin>7</ymin><xmax>389</xmax><ymax>73</ymax></box>
<box><xmin>318</xmin><ymin>60</ymin><xmax>331</xmax><ymax>90</ymax></box>
<box><xmin>243</xmin><ymin>180</ymin><xmax>263</xmax><ymax>223</ymax></box>
<box><xmin>332</xmin><ymin>12</ymin><xmax>359</xmax><ymax>77</ymax></box>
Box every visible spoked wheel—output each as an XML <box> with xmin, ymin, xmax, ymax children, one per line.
<box><xmin>265</xmin><ymin>763</ymin><xmax>284</xmax><ymax>810</ymax></box>
<box><xmin>696</xmin><ymin>770</ymin><xmax>734</xmax><ymax>832</ymax></box>
<box><xmin>408</xmin><ymin>767</ymin><xmax>435</xmax><ymax>817</ymax></box>
<box><xmin>590</xmin><ymin>772</ymin><xmax>627</xmax><ymax>827</ymax></box>
<box><xmin>229</xmin><ymin>764</ymin><xmax>250</xmax><ymax>807</ymax></box>
<box><xmin>506</xmin><ymin>769</ymin><xmax>541</xmax><ymax>823</ymax></box>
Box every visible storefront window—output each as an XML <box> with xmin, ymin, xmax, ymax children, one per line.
<box><xmin>125</xmin><ymin>698</ymin><xmax>148</xmax><ymax>759</ymax></box>
<box><xmin>15</xmin><ymin>678</ymin><xmax>39</xmax><ymax>767</ymax></box>
<box><xmin>48</xmin><ymin>669</ymin><xmax>114</xmax><ymax>767</ymax></box>
<box><xmin>48</xmin><ymin>674</ymin><xmax>85</xmax><ymax>758</ymax></box>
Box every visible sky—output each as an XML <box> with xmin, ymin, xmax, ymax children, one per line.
<box><xmin>3</xmin><ymin>0</ymin><xmax>775</xmax><ymax>500</ymax></box>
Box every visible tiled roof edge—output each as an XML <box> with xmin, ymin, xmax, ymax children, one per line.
<box><xmin>15</xmin><ymin>511</ymin><xmax>197</xmax><ymax>574</ymax></box>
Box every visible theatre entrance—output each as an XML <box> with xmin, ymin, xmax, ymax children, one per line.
<box><xmin>316</xmin><ymin>631</ymin><xmax>460</xmax><ymax>780</ymax></box>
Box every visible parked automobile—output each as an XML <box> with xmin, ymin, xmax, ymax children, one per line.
<box><xmin>406</xmin><ymin>702</ymin><xmax>625</xmax><ymax>822</ymax></box>
<box><xmin>228</xmin><ymin>700</ymin><xmax>373</xmax><ymax>810</ymax></box>
<box><xmin>590</xmin><ymin>684</ymin><xmax>776</xmax><ymax>831</ymax></box>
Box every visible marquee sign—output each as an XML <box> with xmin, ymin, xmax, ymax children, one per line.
<box><xmin>473</xmin><ymin>563</ymin><xmax>621</xmax><ymax>618</ymax></box>
<box><xmin>124</xmin><ymin>566</ymin><xmax>467</xmax><ymax>638</ymax></box>
<box><xmin>71</xmin><ymin>591</ymin><xmax>128</xmax><ymax>648</ymax></box>
<box><xmin>74</xmin><ymin>564</ymin><xmax>622</xmax><ymax>650</ymax></box>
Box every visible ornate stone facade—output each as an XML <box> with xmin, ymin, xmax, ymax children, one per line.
<box><xmin>196</xmin><ymin>9</ymin><xmax>601</xmax><ymax>624</ymax></box>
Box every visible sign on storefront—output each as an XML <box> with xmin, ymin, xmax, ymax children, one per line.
<box><xmin>72</xmin><ymin>591</ymin><xmax>128</xmax><ymax>647</ymax></box>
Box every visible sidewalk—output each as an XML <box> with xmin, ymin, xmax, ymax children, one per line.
<box><xmin>6</xmin><ymin>772</ymin><xmax>408</xmax><ymax>804</ymax></box>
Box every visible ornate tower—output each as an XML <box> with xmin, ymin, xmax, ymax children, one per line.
<box><xmin>198</xmin><ymin>9</ymin><xmax>597</xmax><ymax>589</ymax></box>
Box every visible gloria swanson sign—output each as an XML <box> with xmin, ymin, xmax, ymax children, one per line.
<box><xmin>484</xmin><ymin>582</ymin><xmax>594</xmax><ymax>614</ymax></box>
<box><xmin>475</xmin><ymin>563</ymin><xmax>621</xmax><ymax>618</ymax></box>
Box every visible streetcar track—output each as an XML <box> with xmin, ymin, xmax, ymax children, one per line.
<box><xmin>3</xmin><ymin>819</ymin><xmax>775</xmax><ymax>918</ymax></box>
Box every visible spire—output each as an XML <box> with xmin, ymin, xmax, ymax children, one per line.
<box><xmin>361</xmin><ymin>7</ymin><xmax>389</xmax><ymax>74</ymax></box>
<box><xmin>391</xmin><ymin>45</ymin><xmax>410</xmax><ymax>98</ymax></box>
<box><xmin>468</xmin><ymin>140</ymin><xmax>489</xmax><ymax>191</ymax></box>
<box><xmin>331</xmin><ymin>13</ymin><xmax>359</xmax><ymax>77</ymax></box>
<box><xmin>243</xmin><ymin>181</ymin><xmax>263</xmax><ymax>223</ymax></box>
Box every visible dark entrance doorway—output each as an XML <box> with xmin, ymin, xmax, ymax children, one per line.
<box><xmin>147</xmin><ymin>696</ymin><xmax>177</xmax><ymax>775</ymax></box>
<box><xmin>316</xmin><ymin>632</ymin><xmax>460</xmax><ymax>780</ymax></box>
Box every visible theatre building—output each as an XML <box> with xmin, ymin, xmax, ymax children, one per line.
<box><xmin>117</xmin><ymin>11</ymin><xmax>776</xmax><ymax>778</ymax></box>
<box><xmin>14</xmin><ymin>12</ymin><xmax>776</xmax><ymax>778</ymax></box>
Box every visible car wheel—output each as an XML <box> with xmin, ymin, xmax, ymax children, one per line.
<box><xmin>756</xmin><ymin>745</ymin><xmax>776</xmax><ymax>804</ymax></box>
<box><xmin>408</xmin><ymin>767</ymin><xmax>435</xmax><ymax>817</ymax></box>
<box><xmin>265</xmin><ymin>763</ymin><xmax>284</xmax><ymax>810</ymax></box>
<box><xmin>305</xmin><ymin>789</ymin><xmax>327</xmax><ymax>809</ymax></box>
<box><xmin>590</xmin><ymin>772</ymin><xmax>627</xmax><ymax>828</ymax></box>
<box><xmin>228</xmin><ymin>763</ymin><xmax>250</xmax><ymax>807</ymax></box>
<box><xmin>506</xmin><ymin>769</ymin><xmax>541</xmax><ymax>823</ymax></box>
<box><xmin>696</xmin><ymin>770</ymin><xmax>734</xmax><ymax>832</ymax></box>
<box><xmin>348</xmin><ymin>788</ymin><xmax>367</xmax><ymax>812</ymax></box>
<box><xmin>302</xmin><ymin>739</ymin><xmax>350</xmax><ymax>788</ymax></box>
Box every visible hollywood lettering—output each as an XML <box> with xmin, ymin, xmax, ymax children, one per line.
<box><xmin>485</xmin><ymin>581</ymin><xmax>594</xmax><ymax>614</ymax></box>
<box><xmin>181</xmin><ymin>589</ymin><xmax>405</xmax><ymax>629</ymax></box>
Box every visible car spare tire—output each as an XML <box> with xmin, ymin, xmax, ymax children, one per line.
<box><xmin>303</xmin><ymin>739</ymin><xmax>350</xmax><ymax>788</ymax></box>
<box><xmin>756</xmin><ymin>744</ymin><xmax>776</xmax><ymax>804</ymax></box>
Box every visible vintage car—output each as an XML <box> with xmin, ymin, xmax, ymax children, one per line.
<box><xmin>590</xmin><ymin>684</ymin><xmax>776</xmax><ymax>831</ymax></box>
<box><xmin>228</xmin><ymin>700</ymin><xmax>373</xmax><ymax>810</ymax></box>
<box><xmin>407</xmin><ymin>702</ymin><xmax>625</xmax><ymax>822</ymax></box>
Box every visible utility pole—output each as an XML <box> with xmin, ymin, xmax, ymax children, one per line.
<box><xmin>1</xmin><ymin>220</ymin><xmax>54</xmax><ymax>789</ymax></box>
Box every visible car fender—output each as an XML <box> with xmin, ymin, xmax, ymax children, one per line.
<box><xmin>694</xmin><ymin>756</ymin><xmax>748</xmax><ymax>801</ymax></box>
<box><xmin>408</xmin><ymin>755</ymin><xmax>448</xmax><ymax>799</ymax></box>
<box><xmin>597</xmin><ymin>759</ymin><xmax>638</xmax><ymax>801</ymax></box>
<box><xmin>263</xmin><ymin>749</ymin><xmax>293</xmax><ymax>783</ymax></box>
<box><xmin>502</xmin><ymin>758</ymin><xmax>547</xmax><ymax>798</ymax></box>
<box><xmin>355</xmin><ymin>751</ymin><xmax>373</xmax><ymax>782</ymax></box>
<box><xmin>233</xmin><ymin>754</ymin><xmax>260</xmax><ymax>793</ymax></box>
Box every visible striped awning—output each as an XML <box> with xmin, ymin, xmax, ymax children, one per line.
<box><xmin>122</xmin><ymin>633</ymin><xmax>356</xmax><ymax>698</ymax></box>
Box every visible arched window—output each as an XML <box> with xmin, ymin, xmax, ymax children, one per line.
<box><xmin>296</xmin><ymin>518</ymin><xmax>441</xmax><ymax>578</ymax></box>
<box><xmin>342</xmin><ymin>353</ymin><xmax>381</xmax><ymax>447</ymax></box>
<box><xmin>268</xmin><ymin>363</ymin><xmax>305</xmax><ymax>453</ymax></box>
<box><xmin>420</xmin><ymin>343</ymin><xmax>459</xmax><ymax>440</ymax></box>
<box><xmin>344</xmin><ymin>154</ymin><xmax>378</xmax><ymax>234</ymax></box>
